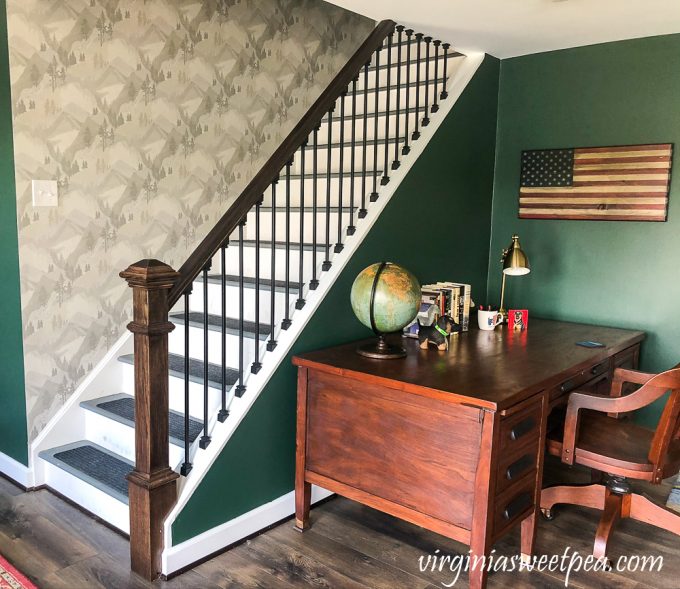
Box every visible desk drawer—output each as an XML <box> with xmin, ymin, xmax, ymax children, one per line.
<box><xmin>493</xmin><ymin>474</ymin><xmax>535</xmax><ymax>537</ymax></box>
<box><xmin>549</xmin><ymin>359</ymin><xmax>611</xmax><ymax>402</ymax></box>
<box><xmin>614</xmin><ymin>345</ymin><xmax>640</xmax><ymax>370</ymax></box>
<box><xmin>495</xmin><ymin>438</ymin><xmax>539</xmax><ymax>495</ymax></box>
<box><xmin>499</xmin><ymin>403</ymin><xmax>541</xmax><ymax>450</ymax></box>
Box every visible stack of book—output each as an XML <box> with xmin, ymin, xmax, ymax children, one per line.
<box><xmin>404</xmin><ymin>281</ymin><xmax>472</xmax><ymax>338</ymax></box>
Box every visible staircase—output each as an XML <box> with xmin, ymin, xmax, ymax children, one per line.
<box><xmin>31</xmin><ymin>20</ymin><xmax>480</xmax><ymax>579</ymax></box>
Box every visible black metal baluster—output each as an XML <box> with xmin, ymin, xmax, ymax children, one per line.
<box><xmin>266</xmin><ymin>178</ymin><xmax>278</xmax><ymax>351</ymax></box>
<box><xmin>392</xmin><ymin>25</ymin><xmax>404</xmax><ymax>170</ymax></box>
<box><xmin>348</xmin><ymin>75</ymin><xmax>358</xmax><ymax>234</ymax></box>
<box><xmin>251</xmin><ymin>197</ymin><xmax>262</xmax><ymax>373</ymax></box>
<box><xmin>422</xmin><ymin>36</ymin><xmax>432</xmax><ymax>126</ymax></box>
<box><xmin>282</xmin><ymin>160</ymin><xmax>293</xmax><ymax>328</ymax></box>
<box><xmin>441</xmin><ymin>43</ymin><xmax>450</xmax><ymax>100</ymax></box>
<box><xmin>335</xmin><ymin>92</ymin><xmax>346</xmax><ymax>253</ymax></box>
<box><xmin>217</xmin><ymin>244</ymin><xmax>229</xmax><ymax>422</ymax></box>
<box><xmin>381</xmin><ymin>30</ymin><xmax>393</xmax><ymax>186</ymax></box>
<box><xmin>322</xmin><ymin>105</ymin><xmax>333</xmax><ymax>271</ymax></box>
<box><xmin>431</xmin><ymin>40</ymin><xmax>441</xmax><ymax>113</ymax></box>
<box><xmin>367</xmin><ymin>45</ymin><xmax>380</xmax><ymax>211</ymax></box>
<box><xmin>412</xmin><ymin>33</ymin><xmax>423</xmax><ymax>141</ymax></box>
<box><xmin>310</xmin><ymin>125</ymin><xmax>320</xmax><ymax>289</ymax></box>
<box><xmin>235</xmin><ymin>220</ymin><xmax>246</xmax><ymax>397</ymax></box>
<box><xmin>402</xmin><ymin>29</ymin><xmax>413</xmax><ymax>155</ymax></box>
<box><xmin>180</xmin><ymin>290</ymin><xmax>192</xmax><ymax>475</ymax></box>
<box><xmin>199</xmin><ymin>261</ymin><xmax>211</xmax><ymax>449</ymax></box>
<box><xmin>296</xmin><ymin>141</ymin><xmax>307</xmax><ymax>309</ymax></box>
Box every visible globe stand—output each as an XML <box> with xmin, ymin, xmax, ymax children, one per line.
<box><xmin>356</xmin><ymin>334</ymin><xmax>406</xmax><ymax>359</ymax></box>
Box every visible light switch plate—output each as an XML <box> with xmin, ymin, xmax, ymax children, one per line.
<box><xmin>32</xmin><ymin>180</ymin><xmax>58</xmax><ymax>207</ymax></box>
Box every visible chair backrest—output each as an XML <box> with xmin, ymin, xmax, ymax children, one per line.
<box><xmin>642</xmin><ymin>368</ymin><xmax>680</xmax><ymax>476</ymax></box>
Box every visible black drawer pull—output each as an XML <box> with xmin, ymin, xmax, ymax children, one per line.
<box><xmin>591</xmin><ymin>363</ymin><xmax>606</xmax><ymax>375</ymax></box>
<box><xmin>503</xmin><ymin>492</ymin><xmax>533</xmax><ymax>520</ymax></box>
<box><xmin>510</xmin><ymin>417</ymin><xmax>535</xmax><ymax>441</ymax></box>
<box><xmin>506</xmin><ymin>454</ymin><xmax>534</xmax><ymax>481</ymax></box>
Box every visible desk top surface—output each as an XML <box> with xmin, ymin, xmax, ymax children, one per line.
<box><xmin>293</xmin><ymin>319</ymin><xmax>644</xmax><ymax>411</ymax></box>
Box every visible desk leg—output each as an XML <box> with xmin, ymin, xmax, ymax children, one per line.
<box><xmin>521</xmin><ymin>392</ymin><xmax>549</xmax><ymax>561</ymax></box>
<box><xmin>469</xmin><ymin>541</ymin><xmax>490</xmax><ymax>589</ymax></box>
<box><xmin>295</xmin><ymin>367</ymin><xmax>311</xmax><ymax>532</ymax></box>
<box><xmin>520</xmin><ymin>511</ymin><xmax>537</xmax><ymax>561</ymax></box>
<box><xmin>469</xmin><ymin>409</ymin><xmax>498</xmax><ymax>589</ymax></box>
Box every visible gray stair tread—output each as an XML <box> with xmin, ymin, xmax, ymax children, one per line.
<box><xmin>80</xmin><ymin>393</ymin><xmax>203</xmax><ymax>446</ymax></box>
<box><xmin>379</xmin><ymin>38</ymin><xmax>463</xmax><ymax>54</ymax></box>
<box><xmin>39</xmin><ymin>441</ymin><xmax>132</xmax><ymax>504</ymax></box>
<box><xmin>170</xmin><ymin>312</ymin><xmax>271</xmax><ymax>339</ymax></box>
<box><xmin>287</xmin><ymin>170</ymin><xmax>382</xmax><ymax>179</ymax></box>
<box><xmin>316</xmin><ymin>136</ymin><xmax>406</xmax><ymax>149</ymax></box>
<box><xmin>356</xmin><ymin>76</ymin><xmax>447</xmax><ymax>95</ymax></box>
<box><xmin>258</xmin><ymin>206</ymin><xmax>356</xmax><ymax>212</ymax></box>
<box><xmin>368</xmin><ymin>50</ymin><xmax>462</xmax><ymax>72</ymax></box>
<box><xmin>228</xmin><ymin>239</ymin><xmax>327</xmax><ymax>251</ymax></box>
<box><xmin>118</xmin><ymin>353</ymin><xmax>238</xmax><ymax>390</ymax></box>
<box><xmin>204</xmin><ymin>274</ymin><xmax>301</xmax><ymax>293</ymax></box>
<box><xmin>323</xmin><ymin>106</ymin><xmax>424</xmax><ymax>123</ymax></box>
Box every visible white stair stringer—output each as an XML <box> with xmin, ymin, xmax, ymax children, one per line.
<box><xmin>161</xmin><ymin>52</ymin><xmax>485</xmax><ymax>576</ymax></box>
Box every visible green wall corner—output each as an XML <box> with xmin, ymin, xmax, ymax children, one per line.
<box><xmin>171</xmin><ymin>55</ymin><xmax>500</xmax><ymax>544</ymax></box>
<box><xmin>488</xmin><ymin>34</ymin><xmax>680</xmax><ymax>427</ymax></box>
<box><xmin>0</xmin><ymin>0</ymin><xmax>28</xmax><ymax>466</ymax></box>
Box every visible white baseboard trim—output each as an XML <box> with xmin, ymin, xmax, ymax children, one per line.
<box><xmin>162</xmin><ymin>485</ymin><xmax>332</xmax><ymax>575</ymax></box>
<box><xmin>0</xmin><ymin>451</ymin><xmax>33</xmax><ymax>488</ymax></box>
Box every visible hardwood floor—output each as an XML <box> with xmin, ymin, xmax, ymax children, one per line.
<box><xmin>0</xmin><ymin>458</ymin><xmax>678</xmax><ymax>588</ymax></box>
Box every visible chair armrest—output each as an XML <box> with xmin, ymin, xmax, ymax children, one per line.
<box><xmin>610</xmin><ymin>368</ymin><xmax>656</xmax><ymax>398</ymax></box>
<box><xmin>560</xmin><ymin>384</ymin><xmax>669</xmax><ymax>465</ymax></box>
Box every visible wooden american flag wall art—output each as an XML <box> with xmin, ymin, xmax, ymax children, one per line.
<box><xmin>518</xmin><ymin>143</ymin><xmax>673</xmax><ymax>221</ymax></box>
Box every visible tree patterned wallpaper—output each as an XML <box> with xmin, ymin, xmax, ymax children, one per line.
<box><xmin>7</xmin><ymin>0</ymin><xmax>372</xmax><ymax>440</ymax></box>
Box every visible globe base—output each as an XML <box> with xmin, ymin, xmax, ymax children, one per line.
<box><xmin>356</xmin><ymin>335</ymin><xmax>406</xmax><ymax>360</ymax></box>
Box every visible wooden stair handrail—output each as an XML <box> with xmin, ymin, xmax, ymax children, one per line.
<box><xmin>168</xmin><ymin>19</ymin><xmax>397</xmax><ymax>307</ymax></box>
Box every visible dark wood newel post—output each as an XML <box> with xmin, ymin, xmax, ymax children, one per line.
<box><xmin>120</xmin><ymin>259</ymin><xmax>180</xmax><ymax>580</ymax></box>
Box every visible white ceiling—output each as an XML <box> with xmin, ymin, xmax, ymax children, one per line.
<box><xmin>330</xmin><ymin>0</ymin><xmax>680</xmax><ymax>58</ymax></box>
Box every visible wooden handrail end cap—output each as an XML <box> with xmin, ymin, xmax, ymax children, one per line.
<box><xmin>120</xmin><ymin>259</ymin><xmax>180</xmax><ymax>289</ymax></box>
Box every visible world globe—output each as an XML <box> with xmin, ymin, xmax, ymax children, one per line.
<box><xmin>350</xmin><ymin>262</ymin><xmax>421</xmax><ymax>359</ymax></box>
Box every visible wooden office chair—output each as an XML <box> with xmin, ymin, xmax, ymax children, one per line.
<box><xmin>541</xmin><ymin>366</ymin><xmax>680</xmax><ymax>560</ymax></box>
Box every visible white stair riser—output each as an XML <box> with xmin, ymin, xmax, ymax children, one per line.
<box><xmin>319</xmin><ymin>111</ymin><xmax>420</xmax><ymax>142</ymax></box>
<box><xmin>375</xmin><ymin>42</ymin><xmax>458</xmax><ymax>65</ymax></box>
<box><xmin>222</xmin><ymin>245</ymin><xmax>322</xmax><ymax>284</ymax></box>
<box><xmin>291</xmin><ymin>141</ymin><xmax>404</xmax><ymax>175</ymax></box>
<box><xmin>350</xmin><ymin>83</ymin><xmax>442</xmax><ymax>118</ymax></box>
<box><xmin>244</xmin><ymin>210</ymin><xmax>351</xmax><ymax>243</ymax></box>
<box><xmin>41</xmin><ymin>460</ymin><xmax>130</xmax><ymax>533</ymax></box>
<box><xmin>83</xmin><ymin>409</ymin><xmax>185</xmax><ymax>468</ymax></box>
<box><xmin>186</xmin><ymin>280</ymin><xmax>292</xmax><ymax>321</ymax></box>
<box><xmin>169</xmin><ymin>322</ymin><xmax>269</xmax><ymax>368</ymax></box>
<box><xmin>361</xmin><ymin>61</ymin><xmax>442</xmax><ymax>92</ymax></box>
<box><xmin>121</xmin><ymin>362</ymin><xmax>223</xmax><ymax>420</ymax></box>
<box><xmin>261</xmin><ymin>176</ymin><xmax>378</xmax><ymax>207</ymax></box>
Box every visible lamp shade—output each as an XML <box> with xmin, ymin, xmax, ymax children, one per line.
<box><xmin>502</xmin><ymin>235</ymin><xmax>530</xmax><ymax>276</ymax></box>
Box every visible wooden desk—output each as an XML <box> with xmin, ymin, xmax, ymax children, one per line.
<box><xmin>292</xmin><ymin>319</ymin><xmax>644</xmax><ymax>589</ymax></box>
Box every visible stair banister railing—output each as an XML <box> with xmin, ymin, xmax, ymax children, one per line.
<box><xmin>167</xmin><ymin>19</ymin><xmax>397</xmax><ymax>308</ymax></box>
<box><xmin>120</xmin><ymin>19</ymin><xmax>398</xmax><ymax>580</ymax></box>
<box><xmin>120</xmin><ymin>18</ymin><xmax>464</xmax><ymax>579</ymax></box>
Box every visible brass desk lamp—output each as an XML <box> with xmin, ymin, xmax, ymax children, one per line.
<box><xmin>499</xmin><ymin>234</ymin><xmax>530</xmax><ymax>322</ymax></box>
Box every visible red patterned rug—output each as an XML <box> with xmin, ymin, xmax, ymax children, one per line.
<box><xmin>0</xmin><ymin>556</ymin><xmax>37</xmax><ymax>589</ymax></box>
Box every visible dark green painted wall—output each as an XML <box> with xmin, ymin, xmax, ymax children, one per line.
<box><xmin>0</xmin><ymin>0</ymin><xmax>28</xmax><ymax>465</ymax></box>
<box><xmin>488</xmin><ymin>34</ymin><xmax>680</xmax><ymax>427</ymax></box>
<box><xmin>172</xmin><ymin>55</ymin><xmax>500</xmax><ymax>543</ymax></box>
